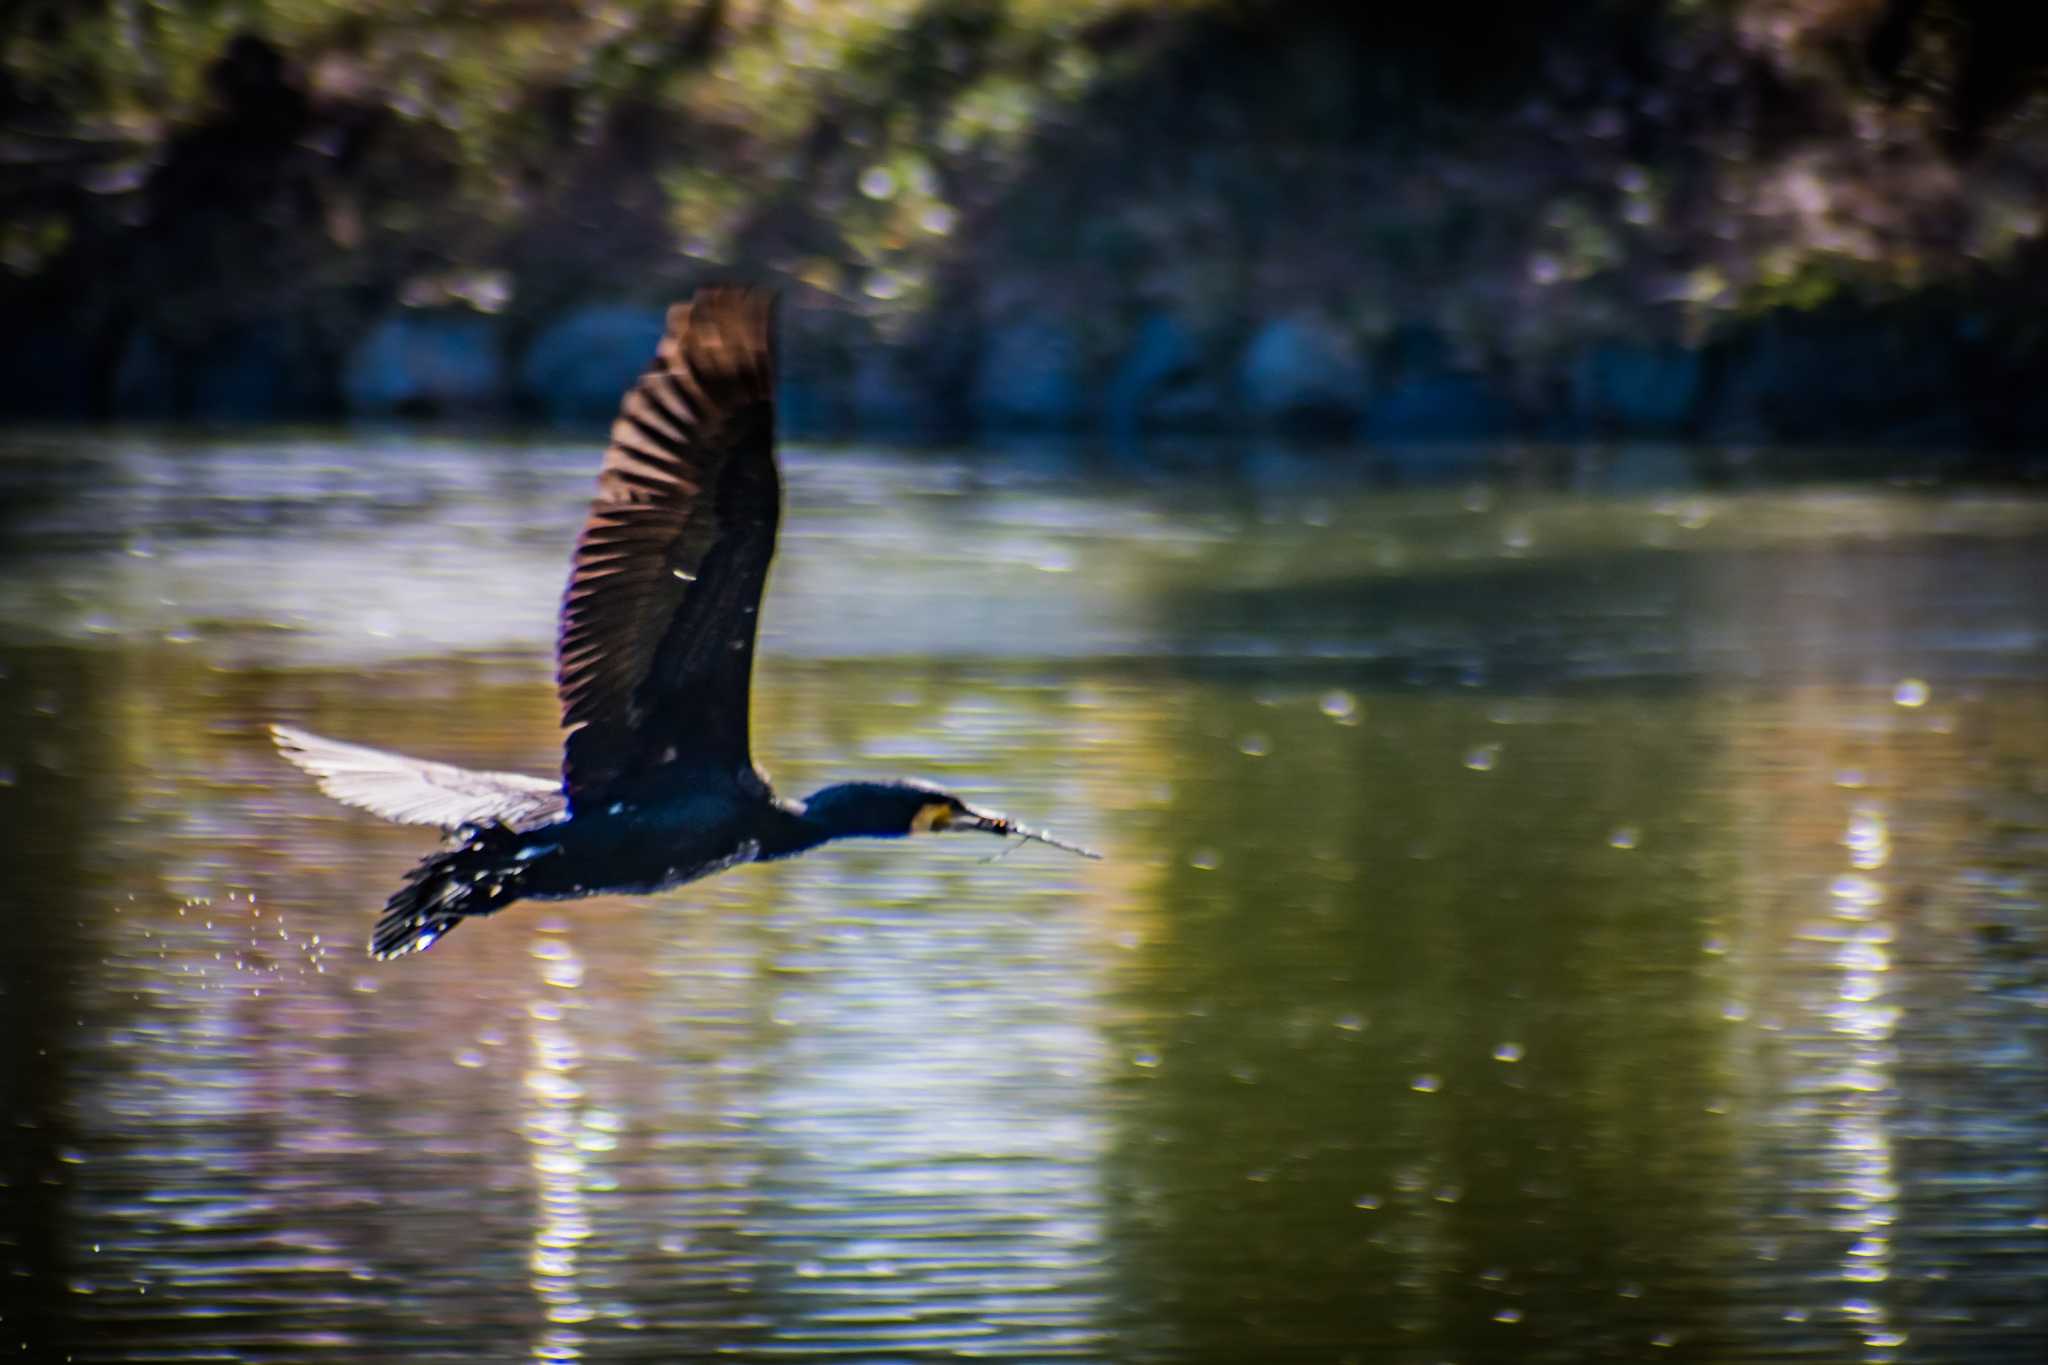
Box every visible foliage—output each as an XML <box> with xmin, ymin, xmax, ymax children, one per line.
<box><xmin>2</xmin><ymin>1</ymin><xmax>2047</xmax><ymax>427</ymax></box>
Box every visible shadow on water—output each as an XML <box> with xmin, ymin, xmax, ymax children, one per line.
<box><xmin>1</xmin><ymin>432</ymin><xmax>2044</xmax><ymax>1361</ymax></box>
<box><xmin>0</xmin><ymin>648</ymin><xmax>112</xmax><ymax>1354</ymax></box>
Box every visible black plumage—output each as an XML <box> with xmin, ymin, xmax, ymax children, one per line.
<box><xmin>275</xmin><ymin>287</ymin><xmax>1095</xmax><ymax>959</ymax></box>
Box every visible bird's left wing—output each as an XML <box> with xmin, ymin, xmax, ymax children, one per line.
<box><xmin>271</xmin><ymin>725</ymin><xmax>567</xmax><ymax>829</ymax></box>
<box><xmin>555</xmin><ymin>287</ymin><xmax>780</xmax><ymax>801</ymax></box>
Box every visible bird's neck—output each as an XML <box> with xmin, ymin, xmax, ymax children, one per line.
<box><xmin>755</xmin><ymin>799</ymin><xmax>839</xmax><ymax>861</ymax></box>
<box><xmin>759</xmin><ymin>782</ymin><xmax>916</xmax><ymax>856</ymax></box>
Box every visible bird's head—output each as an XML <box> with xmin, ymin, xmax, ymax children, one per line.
<box><xmin>798</xmin><ymin>780</ymin><xmax>1099</xmax><ymax>858</ymax></box>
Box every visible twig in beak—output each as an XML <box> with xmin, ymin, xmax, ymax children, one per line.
<box><xmin>1008</xmin><ymin>823</ymin><xmax>1103</xmax><ymax>860</ymax></box>
<box><xmin>967</xmin><ymin>809</ymin><xmax>1103</xmax><ymax>862</ymax></box>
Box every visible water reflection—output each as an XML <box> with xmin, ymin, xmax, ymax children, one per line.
<box><xmin>526</xmin><ymin>926</ymin><xmax>594</xmax><ymax>1359</ymax></box>
<box><xmin>2</xmin><ymin>434</ymin><xmax>2045</xmax><ymax>1361</ymax></box>
<box><xmin>1715</xmin><ymin>681</ymin><xmax>2048</xmax><ymax>1361</ymax></box>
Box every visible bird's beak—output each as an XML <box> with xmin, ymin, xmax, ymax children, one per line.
<box><xmin>958</xmin><ymin>805</ymin><xmax>1102</xmax><ymax>860</ymax></box>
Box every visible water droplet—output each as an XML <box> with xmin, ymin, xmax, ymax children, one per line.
<box><xmin>1892</xmin><ymin>678</ymin><xmax>1929</xmax><ymax>708</ymax></box>
<box><xmin>1492</xmin><ymin>1042</ymin><xmax>1524</xmax><ymax>1063</ymax></box>
<box><xmin>1609</xmin><ymin>826</ymin><xmax>1639</xmax><ymax>850</ymax></box>
<box><xmin>1353</xmin><ymin>1193</ymin><xmax>1382</xmax><ymax>1210</ymax></box>
<box><xmin>1189</xmin><ymin>848</ymin><xmax>1220</xmax><ymax>871</ymax></box>
<box><xmin>1132</xmin><ymin>1050</ymin><xmax>1161</xmax><ymax>1069</ymax></box>
<box><xmin>1238</xmin><ymin>733</ymin><xmax>1270</xmax><ymax>757</ymax></box>
<box><xmin>1494</xmin><ymin>1307</ymin><xmax>1523</xmax><ymax>1324</ymax></box>
<box><xmin>858</xmin><ymin>165</ymin><xmax>896</xmax><ymax>199</ymax></box>
<box><xmin>1319</xmin><ymin>690</ymin><xmax>1358</xmax><ymax>722</ymax></box>
<box><xmin>1464</xmin><ymin>745</ymin><xmax>1500</xmax><ymax>772</ymax></box>
<box><xmin>1411</xmin><ymin>1073</ymin><xmax>1442</xmax><ymax>1094</ymax></box>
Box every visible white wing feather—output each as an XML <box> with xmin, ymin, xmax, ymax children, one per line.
<box><xmin>270</xmin><ymin>724</ymin><xmax>567</xmax><ymax>830</ymax></box>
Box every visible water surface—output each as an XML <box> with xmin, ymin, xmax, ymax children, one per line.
<box><xmin>3</xmin><ymin>433</ymin><xmax>2045</xmax><ymax>1362</ymax></box>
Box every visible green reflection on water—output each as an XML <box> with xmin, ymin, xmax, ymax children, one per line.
<box><xmin>2</xmin><ymin>437</ymin><xmax>2045</xmax><ymax>1362</ymax></box>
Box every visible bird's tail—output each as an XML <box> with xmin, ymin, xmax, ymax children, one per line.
<box><xmin>373</xmin><ymin>822</ymin><xmax>528</xmax><ymax>959</ymax></box>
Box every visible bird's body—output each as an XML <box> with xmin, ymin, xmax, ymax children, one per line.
<box><xmin>275</xmin><ymin>286</ymin><xmax>1093</xmax><ymax>958</ymax></box>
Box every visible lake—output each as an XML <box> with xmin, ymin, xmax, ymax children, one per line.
<box><xmin>2</xmin><ymin>432</ymin><xmax>2044</xmax><ymax>1363</ymax></box>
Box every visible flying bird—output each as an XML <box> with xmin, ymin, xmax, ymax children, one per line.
<box><xmin>274</xmin><ymin>286</ymin><xmax>1097</xmax><ymax>958</ymax></box>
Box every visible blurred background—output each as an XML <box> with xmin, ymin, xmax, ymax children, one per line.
<box><xmin>4</xmin><ymin>4</ymin><xmax>2048</xmax><ymax>1364</ymax></box>
<box><xmin>3</xmin><ymin>0</ymin><xmax>2048</xmax><ymax>459</ymax></box>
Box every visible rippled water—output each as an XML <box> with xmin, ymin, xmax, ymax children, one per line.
<box><xmin>3</xmin><ymin>433</ymin><xmax>2045</xmax><ymax>1363</ymax></box>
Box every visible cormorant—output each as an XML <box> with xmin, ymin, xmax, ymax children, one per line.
<box><xmin>273</xmin><ymin>286</ymin><xmax>1096</xmax><ymax>959</ymax></box>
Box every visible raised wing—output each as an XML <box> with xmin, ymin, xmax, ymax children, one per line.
<box><xmin>555</xmin><ymin>287</ymin><xmax>780</xmax><ymax>800</ymax></box>
<box><xmin>271</xmin><ymin>725</ymin><xmax>566</xmax><ymax>830</ymax></box>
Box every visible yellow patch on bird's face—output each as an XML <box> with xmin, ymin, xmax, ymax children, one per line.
<box><xmin>911</xmin><ymin>801</ymin><xmax>955</xmax><ymax>834</ymax></box>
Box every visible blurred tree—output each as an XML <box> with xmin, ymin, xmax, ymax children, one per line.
<box><xmin>1864</xmin><ymin>0</ymin><xmax>2048</xmax><ymax>152</ymax></box>
<box><xmin>0</xmin><ymin>0</ymin><xmax>2045</xmax><ymax>444</ymax></box>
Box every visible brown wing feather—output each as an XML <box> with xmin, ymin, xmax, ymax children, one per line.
<box><xmin>556</xmin><ymin>287</ymin><xmax>779</xmax><ymax>800</ymax></box>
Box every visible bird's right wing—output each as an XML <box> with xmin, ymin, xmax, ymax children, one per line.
<box><xmin>555</xmin><ymin>287</ymin><xmax>780</xmax><ymax>802</ymax></box>
<box><xmin>271</xmin><ymin>725</ymin><xmax>567</xmax><ymax>830</ymax></box>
